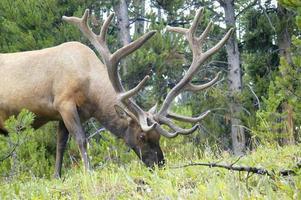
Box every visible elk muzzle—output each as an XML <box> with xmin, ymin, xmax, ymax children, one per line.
<box><xmin>133</xmin><ymin>145</ymin><xmax>165</xmax><ymax>168</ymax></box>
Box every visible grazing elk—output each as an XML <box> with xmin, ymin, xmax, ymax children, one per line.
<box><xmin>0</xmin><ymin>8</ymin><xmax>233</xmax><ymax>177</ymax></box>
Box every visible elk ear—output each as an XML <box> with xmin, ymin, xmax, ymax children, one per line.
<box><xmin>114</xmin><ymin>104</ymin><xmax>138</xmax><ymax>124</ymax></box>
<box><xmin>114</xmin><ymin>105</ymin><xmax>128</xmax><ymax>119</ymax></box>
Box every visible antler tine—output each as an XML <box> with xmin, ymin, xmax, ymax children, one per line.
<box><xmin>140</xmin><ymin>115</ymin><xmax>157</xmax><ymax>132</ymax></box>
<box><xmin>165</xmin><ymin>8</ymin><xmax>204</xmax><ymax>37</ymax></box>
<box><xmin>62</xmin><ymin>9</ymin><xmax>89</xmax><ymax>26</ymax></box>
<box><xmin>111</xmin><ymin>31</ymin><xmax>156</xmax><ymax>66</ymax></box>
<box><xmin>198</xmin><ymin>21</ymin><xmax>213</xmax><ymax>44</ymax></box>
<box><xmin>158</xmin><ymin>116</ymin><xmax>199</xmax><ymax>133</ymax></box>
<box><xmin>167</xmin><ymin>110</ymin><xmax>211</xmax><ymax>123</ymax></box>
<box><xmin>118</xmin><ymin>75</ymin><xmax>150</xmax><ymax>101</ymax></box>
<box><xmin>98</xmin><ymin>13</ymin><xmax>114</xmax><ymax>43</ymax></box>
<box><xmin>205</xmin><ymin>28</ymin><xmax>234</xmax><ymax>59</ymax></box>
<box><xmin>185</xmin><ymin>71</ymin><xmax>221</xmax><ymax>92</ymax></box>
<box><xmin>154</xmin><ymin>123</ymin><xmax>199</xmax><ymax>138</ymax></box>
<box><xmin>166</xmin><ymin>26</ymin><xmax>188</xmax><ymax>34</ymax></box>
<box><xmin>63</xmin><ymin>9</ymin><xmax>112</xmax><ymax>66</ymax></box>
<box><xmin>189</xmin><ymin>7</ymin><xmax>204</xmax><ymax>35</ymax></box>
<box><xmin>62</xmin><ymin>9</ymin><xmax>92</xmax><ymax>41</ymax></box>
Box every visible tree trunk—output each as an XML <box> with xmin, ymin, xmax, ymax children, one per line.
<box><xmin>277</xmin><ymin>5</ymin><xmax>293</xmax><ymax>65</ymax></box>
<box><xmin>113</xmin><ymin>0</ymin><xmax>131</xmax><ymax>45</ymax></box>
<box><xmin>220</xmin><ymin>0</ymin><xmax>245</xmax><ymax>155</ymax></box>
<box><xmin>277</xmin><ymin>4</ymin><xmax>295</xmax><ymax>145</ymax></box>
<box><xmin>113</xmin><ymin>0</ymin><xmax>131</xmax><ymax>76</ymax></box>
<box><xmin>282</xmin><ymin>102</ymin><xmax>295</xmax><ymax>144</ymax></box>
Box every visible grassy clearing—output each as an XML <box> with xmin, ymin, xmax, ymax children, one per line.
<box><xmin>0</xmin><ymin>140</ymin><xmax>300</xmax><ymax>200</ymax></box>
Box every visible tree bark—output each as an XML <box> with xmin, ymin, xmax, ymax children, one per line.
<box><xmin>113</xmin><ymin>0</ymin><xmax>131</xmax><ymax>76</ymax></box>
<box><xmin>113</xmin><ymin>0</ymin><xmax>131</xmax><ymax>45</ymax></box>
<box><xmin>277</xmin><ymin>4</ymin><xmax>295</xmax><ymax>145</ymax></box>
<box><xmin>220</xmin><ymin>0</ymin><xmax>245</xmax><ymax>155</ymax></box>
<box><xmin>277</xmin><ymin>5</ymin><xmax>293</xmax><ymax>65</ymax></box>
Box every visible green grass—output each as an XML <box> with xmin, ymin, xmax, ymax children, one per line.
<box><xmin>0</xmin><ymin>140</ymin><xmax>300</xmax><ymax>200</ymax></box>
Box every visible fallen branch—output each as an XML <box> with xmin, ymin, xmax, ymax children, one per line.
<box><xmin>172</xmin><ymin>160</ymin><xmax>300</xmax><ymax>177</ymax></box>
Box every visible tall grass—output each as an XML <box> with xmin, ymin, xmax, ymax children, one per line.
<box><xmin>0</xmin><ymin>110</ymin><xmax>300</xmax><ymax>199</ymax></box>
<box><xmin>1</xmin><ymin>141</ymin><xmax>300</xmax><ymax>199</ymax></box>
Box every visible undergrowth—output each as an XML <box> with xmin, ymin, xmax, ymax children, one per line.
<box><xmin>0</xmin><ymin>110</ymin><xmax>300</xmax><ymax>199</ymax></box>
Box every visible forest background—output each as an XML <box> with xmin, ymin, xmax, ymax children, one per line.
<box><xmin>0</xmin><ymin>0</ymin><xmax>300</xmax><ymax>199</ymax></box>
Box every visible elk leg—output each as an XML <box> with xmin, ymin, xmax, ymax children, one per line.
<box><xmin>57</xmin><ymin>101</ymin><xmax>91</xmax><ymax>172</ymax></box>
<box><xmin>0</xmin><ymin>128</ymin><xmax>8</xmax><ymax>136</ymax></box>
<box><xmin>0</xmin><ymin>116</ymin><xmax>8</xmax><ymax>136</ymax></box>
<box><xmin>53</xmin><ymin>121</ymin><xmax>69</xmax><ymax>178</ymax></box>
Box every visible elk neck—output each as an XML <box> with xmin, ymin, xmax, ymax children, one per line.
<box><xmin>81</xmin><ymin>66</ymin><xmax>129</xmax><ymax>139</ymax></box>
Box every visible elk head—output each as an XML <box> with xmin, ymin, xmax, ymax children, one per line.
<box><xmin>63</xmin><ymin>8</ymin><xmax>233</xmax><ymax>168</ymax></box>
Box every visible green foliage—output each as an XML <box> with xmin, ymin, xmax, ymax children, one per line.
<box><xmin>255</xmin><ymin>82</ymin><xmax>286</xmax><ymax>143</ymax></box>
<box><xmin>153</xmin><ymin>0</ymin><xmax>185</xmax><ymax>16</ymax></box>
<box><xmin>241</xmin><ymin>6</ymin><xmax>279</xmax><ymax>101</ymax></box>
<box><xmin>254</xmin><ymin>1</ymin><xmax>301</xmax><ymax>144</ymax></box>
<box><xmin>279</xmin><ymin>0</ymin><xmax>301</xmax><ymax>8</ymax></box>
<box><xmin>0</xmin><ymin>141</ymin><xmax>300</xmax><ymax>199</ymax></box>
<box><xmin>0</xmin><ymin>0</ymin><xmax>97</xmax><ymax>52</ymax></box>
<box><xmin>1</xmin><ymin>111</ymin><xmax>300</xmax><ymax>199</ymax></box>
<box><xmin>0</xmin><ymin>109</ymin><xmax>56</xmax><ymax>178</ymax></box>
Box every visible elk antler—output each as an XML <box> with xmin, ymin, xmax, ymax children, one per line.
<box><xmin>149</xmin><ymin>7</ymin><xmax>234</xmax><ymax>137</ymax></box>
<box><xmin>63</xmin><ymin>9</ymin><xmax>157</xmax><ymax>131</ymax></box>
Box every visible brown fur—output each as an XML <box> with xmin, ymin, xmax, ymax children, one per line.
<box><xmin>0</xmin><ymin>42</ymin><xmax>117</xmax><ymax>127</ymax></box>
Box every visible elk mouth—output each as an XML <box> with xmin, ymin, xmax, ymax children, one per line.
<box><xmin>133</xmin><ymin>148</ymin><xmax>165</xmax><ymax>168</ymax></box>
<box><xmin>141</xmin><ymin>156</ymin><xmax>165</xmax><ymax>168</ymax></box>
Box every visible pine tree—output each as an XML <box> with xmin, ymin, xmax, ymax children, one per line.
<box><xmin>255</xmin><ymin>0</ymin><xmax>301</xmax><ymax>144</ymax></box>
<box><xmin>0</xmin><ymin>0</ymin><xmax>96</xmax><ymax>53</ymax></box>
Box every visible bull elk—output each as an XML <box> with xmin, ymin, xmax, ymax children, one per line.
<box><xmin>0</xmin><ymin>8</ymin><xmax>233</xmax><ymax>177</ymax></box>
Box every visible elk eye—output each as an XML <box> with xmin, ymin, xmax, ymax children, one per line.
<box><xmin>139</xmin><ymin>134</ymin><xmax>146</xmax><ymax>142</ymax></box>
